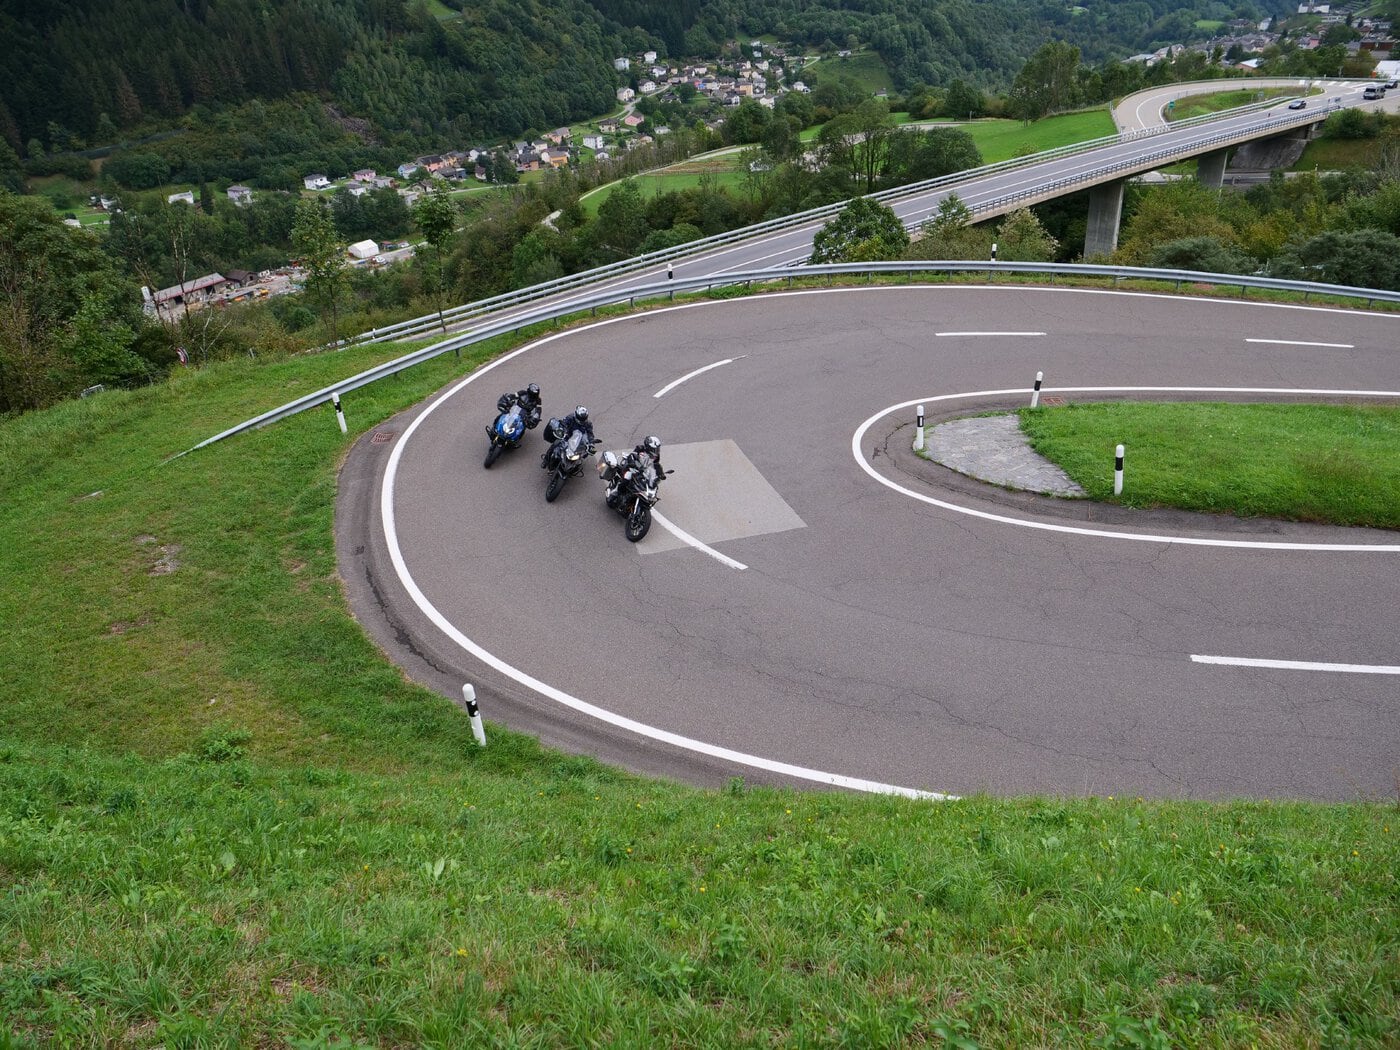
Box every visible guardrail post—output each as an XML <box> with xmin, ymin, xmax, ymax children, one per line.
<box><xmin>914</xmin><ymin>404</ymin><xmax>926</xmax><ymax>451</ymax></box>
<box><xmin>1031</xmin><ymin>371</ymin><xmax>1043</xmax><ymax>409</ymax></box>
<box><xmin>1114</xmin><ymin>444</ymin><xmax>1125</xmax><ymax>496</ymax></box>
<box><xmin>331</xmin><ymin>393</ymin><xmax>347</xmax><ymax>434</ymax></box>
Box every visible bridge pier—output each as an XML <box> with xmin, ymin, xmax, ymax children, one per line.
<box><xmin>1084</xmin><ymin>178</ymin><xmax>1125</xmax><ymax>259</ymax></box>
<box><xmin>1196</xmin><ymin>148</ymin><xmax>1229</xmax><ymax>189</ymax></box>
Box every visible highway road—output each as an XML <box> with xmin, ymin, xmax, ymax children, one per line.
<box><xmin>337</xmin><ymin>285</ymin><xmax>1400</xmax><ymax>801</ymax></box>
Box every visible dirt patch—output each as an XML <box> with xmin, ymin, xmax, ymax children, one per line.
<box><xmin>149</xmin><ymin>543</ymin><xmax>183</xmax><ymax>575</ymax></box>
<box><xmin>108</xmin><ymin>615</ymin><xmax>153</xmax><ymax>635</ymax></box>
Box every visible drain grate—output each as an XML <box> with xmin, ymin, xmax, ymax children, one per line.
<box><xmin>371</xmin><ymin>429</ymin><xmax>398</xmax><ymax>444</ymax></box>
<box><xmin>1039</xmin><ymin>396</ymin><xmax>1066</xmax><ymax>406</ymax></box>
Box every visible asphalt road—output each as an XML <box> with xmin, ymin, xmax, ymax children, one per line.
<box><xmin>337</xmin><ymin>285</ymin><xmax>1400</xmax><ymax>801</ymax></box>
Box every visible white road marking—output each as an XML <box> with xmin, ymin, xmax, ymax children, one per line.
<box><xmin>854</xmin><ymin>386</ymin><xmax>1400</xmax><ymax>552</ymax></box>
<box><xmin>1192</xmin><ymin>655</ymin><xmax>1400</xmax><ymax>675</ymax></box>
<box><xmin>652</xmin><ymin>510</ymin><xmax>747</xmax><ymax>570</ymax></box>
<box><xmin>374</xmin><ymin>287</ymin><xmax>1397</xmax><ymax>797</ymax></box>
<box><xmin>380</xmin><ymin>309</ymin><xmax>952</xmax><ymax>800</ymax></box>
<box><xmin>653</xmin><ymin>357</ymin><xmax>741</xmax><ymax>398</ymax></box>
<box><xmin>936</xmin><ymin>331</ymin><xmax>1045</xmax><ymax>337</ymax></box>
<box><xmin>1246</xmin><ymin>338</ymin><xmax>1354</xmax><ymax>348</ymax></box>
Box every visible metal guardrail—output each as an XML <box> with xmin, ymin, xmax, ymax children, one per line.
<box><xmin>184</xmin><ymin>260</ymin><xmax>1400</xmax><ymax>456</ymax></box>
<box><xmin>336</xmin><ymin>93</ymin><xmax>1337</xmax><ymax>348</ymax></box>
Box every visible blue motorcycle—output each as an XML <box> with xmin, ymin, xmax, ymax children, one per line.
<box><xmin>483</xmin><ymin>402</ymin><xmax>528</xmax><ymax>468</ymax></box>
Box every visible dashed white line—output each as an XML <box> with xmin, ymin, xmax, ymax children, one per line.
<box><xmin>653</xmin><ymin>357</ymin><xmax>740</xmax><ymax>398</ymax></box>
<box><xmin>936</xmin><ymin>331</ymin><xmax>1045</xmax><ymax>337</ymax></box>
<box><xmin>1192</xmin><ymin>655</ymin><xmax>1400</xmax><ymax>675</ymax></box>
<box><xmin>652</xmin><ymin>510</ymin><xmax>747</xmax><ymax>570</ymax></box>
<box><xmin>1246</xmin><ymin>338</ymin><xmax>1355</xmax><ymax>348</ymax></box>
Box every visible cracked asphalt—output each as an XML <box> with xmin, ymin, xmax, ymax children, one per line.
<box><xmin>336</xmin><ymin>286</ymin><xmax>1400</xmax><ymax>800</ymax></box>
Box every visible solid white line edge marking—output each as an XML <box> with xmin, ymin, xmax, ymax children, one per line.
<box><xmin>936</xmin><ymin>331</ymin><xmax>1045</xmax><ymax>337</ymax></box>
<box><xmin>377</xmin><ymin>287</ymin><xmax>1399</xmax><ymax>799</ymax></box>
<box><xmin>855</xmin><ymin>386</ymin><xmax>1400</xmax><ymax>552</ymax></box>
<box><xmin>1245</xmin><ymin>338</ymin><xmax>1355</xmax><ymax>348</ymax></box>
<box><xmin>381</xmin><ymin>304</ymin><xmax>951</xmax><ymax>800</ymax></box>
<box><xmin>653</xmin><ymin>356</ymin><xmax>739</xmax><ymax>398</ymax></box>
<box><xmin>1192</xmin><ymin>655</ymin><xmax>1400</xmax><ymax>674</ymax></box>
<box><xmin>652</xmin><ymin>510</ymin><xmax>747</xmax><ymax>570</ymax></box>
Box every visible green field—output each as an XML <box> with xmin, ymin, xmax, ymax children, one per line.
<box><xmin>1019</xmin><ymin>401</ymin><xmax>1400</xmax><ymax>527</ymax></box>
<box><xmin>1166</xmin><ymin>88</ymin><xmax>1308</xmax><ymax>122</ymax></box>
<box><xmin>804</xmin><ymin>50</ymin><xmax>896</xmax><ymax>95</ymax></box>
<box><xmin>580</xmin><ymin>153</ymin><xmax>747</xmax><ymax>215</ymax></box>
<box><xmin>1293</xmin><ymin>135</ymin><xmax>1385</xmax><ymax>170</ymax></box>
<box><xmin>797</xmin><ymin>109</ymin><xmax>1117</xmax><ymax>162</ymax></box>
<box><xmin>1</xmin><ymin>301</ymin><xmax>1397</xmax><ymax>1044</ymax></box>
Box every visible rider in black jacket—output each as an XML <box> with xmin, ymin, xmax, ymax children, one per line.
<box><xmin>557</xmin><ymin>406</ymin><xmax>595</xmax><ymax>443</ymax></box>
<box><xmin>625</xmin><ymin>435</ymin><xmax>664</xmax><ymax>478</ymax></box>
<box><xmin>497</xmin><ymin>383</ymin><xmax>542</xmax><ymax>427</ymax></box>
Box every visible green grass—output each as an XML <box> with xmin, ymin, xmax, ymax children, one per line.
<box><xmin>0</xmin><ymin>303</ymin><xmax>1397</xmax><ymax>1044</ymax></box>
<box><xmin>1293</xmin><ymin>135</ymin><xmax>1385</xmax><ymax>171</ymax></box>
<box><xmin>1019</xmin><ymin>401</ymin><xmax>1400</xmax><ymax>527</ymax></box>
<box><xmin>1166</xmin><ymin>88</ymin><xmax>1307</xmax><ymax>122</ymax></box>
<box><xmin>797</xmin><ymin>110</ymin><xmax>1116</xmax><ymax>161</ymax></box>
<box><xmin>805</xmin><ymin>50</ymin><xmax>896</xmax><ymax>95</ymax></box>
<box><xmin>580</xmin><ymin>154</ymin><xmax>747</xmax><ymax>215</ymax></box>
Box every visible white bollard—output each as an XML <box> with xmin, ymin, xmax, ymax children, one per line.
<box><xmin>667</xmin><ymin>262</ymin><xmax>674</xmax><ymax>280</ymax></box>
<box><xmin>914</xmin><ymin>404</ymin><xmax>926</xmax><ymax>451</ymax></box>
<box><xmin>332</xmin><ymin>393</ymin><xmax>347</xmax><ymax>434</ymax></box>
<box><xmin>1031</xmin><ymin>370</ymin><xmax>1043</xmax><ymax>409</ymax></box>
<box><xmin>1114</xmin><ymin>444</ymin><xmax>1125</xmax><ymax>496</ymax></box>
<box><xmin>990</xmin><ymin>242</ymin><xmax>998</xmax><ymax>262</ymax></box>
<box><xmin>462</xmin><ymin>684</ymin><xmax>487</xmax><ymax>747</ymax></box>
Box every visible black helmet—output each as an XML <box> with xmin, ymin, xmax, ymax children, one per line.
<box><xmin>574</xmin><ymin>406</ymin><xmax>588</xmax><ymax>422</ymax></box>
<box><xmin>527</xmin><ymin>383</ymin><xmax>540</xmax><ymax>397</ymax></box>
<box><xmin>643</xmin><ymin>435</ymin><xmax>661</xmax><ymax>454</ymax></box>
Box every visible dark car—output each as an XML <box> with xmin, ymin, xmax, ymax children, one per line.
<box><xmin>1287</xmin><ymin>99</ymin><xmax>1307</xmax><ymax>109</ymax></box>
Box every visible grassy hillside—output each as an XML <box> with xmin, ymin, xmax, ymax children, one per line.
<box><xmin>1</xmin><ymin>308</ymin><xmax>1396</xmax><ymax>1045</ymax></box>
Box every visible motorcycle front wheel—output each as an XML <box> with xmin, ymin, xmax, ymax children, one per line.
<box><xmin>545</xmin><ymin>470</ymin><xmax>566</xmax><ymax>502</ymax></box>
<box><xmin>483</xmin><ymin>442</ymin><xmax>504</xmax><ymax>468</ymax></box>
<box><xmin>625</xmin><ymin>502</ymin><xmax>651</xmax><ymax>542</ymax></box>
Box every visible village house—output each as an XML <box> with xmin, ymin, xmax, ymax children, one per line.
<box><xmin>622</xmin><ymin>113</ymin><xmax>645</xmax><ymax>128</ymax></box>
<box><xmin>643</xmin><ymin>50</ymin><xmax>657</xmax><ymax>63</ymax></box>
<box><xmin>640</xmin><ymin>79</ymin><xmax>659</xmax><ymax>94</ymax></box>
<box><xmin>546</xmin><ymin>127</ymin><xmax>572</xmax><ymax>145</ymax></box>
<box><xmin>227</xmin><ymin>185</ymin><xmax>253</xmax><ymax>205</ymax></box>
<box><xmin>344</xmin><ymin>181</ymin><xmax>370</xmax><ymax>197</ymax></box>
<box><xmin>599</xmin><ymin>118</ymin><xmax>619</xmax><ymax>133</ymax></box>
<box><xmin>616</xmin><ymin>87</ymin><xmax>635</xmax><ymax>102</ymax></box>
<box><xmin>151</xmin><ymin>273</ymin><xmax>233</xmax><ymax>312</ymax></box>
<box><xmin>583</xmin><ymin>134</ymin><xmax>605</xmax><ymax>150</ymax></box>
<box><xmin>396</xmin><ymin>162</ymin><xmax>420</xmax><ymax>179</ymax></box>
<box><xmin>352</xmin><ymin>168</ymin><xmax>377</xmax><ymax>182</ymax></box>
<box><xmin>225</xmin><ymin>269</ymin><xmax>253</xmax><ymax>288</ymax></box>
<box><xmin>303</xmin><ymin>174</ymin><xmax>331</xmax><ymax>191</ymax></box>
<box><xmin>614</xmin><ymin>57</ymin><xmax>630</xmax><ymax>70</ymax></box>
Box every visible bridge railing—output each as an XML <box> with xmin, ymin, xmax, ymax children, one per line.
<box><xmin>184</xmin><ymin>260</ymin><xmax>1399</xmax><ymax>455</ymax></box>
<box><xmin>334</xmin><ymin>97</ymin><xmax>1334</xmax><ymax>349</ymax></box>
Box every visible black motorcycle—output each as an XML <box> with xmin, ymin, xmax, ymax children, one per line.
<box><xmin>541</xmin><ymin>426</ymin><xmax>596</xmax><ymax>502</ymax></box>
<box><xmin>598</xmin><ymin>451</ymin><xmax>669</xmax><ymax>542</ymax></box>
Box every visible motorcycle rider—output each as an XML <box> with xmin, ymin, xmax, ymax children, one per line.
<box><xmin>544</xmin><ymin>406</ymin><xmax>594</xmax><ymax>467</ymax></box>
<box><xmin>607</xmin><ymin>435</ymin><xmax>664</xmax><ymax>503</ymax></box>
<box><xmin>496</xmin><ymin>383</ymin><xmax>543</xmax><ymax>428</ymax></box>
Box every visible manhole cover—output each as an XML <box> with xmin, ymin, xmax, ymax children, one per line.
<box><xmin>1040</xmin><ymin>396</ymin><xmax>1066</xmax><ymax>406</ymax></box>
<box><xmin>371</xmin><ymin>429</ymin><xmax>398</xmax><ymax>444</ymax></box>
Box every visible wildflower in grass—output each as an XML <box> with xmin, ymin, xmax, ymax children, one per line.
<box><xmin>699</xmin><ymin>885</ymin><xmax>707</xmax><ymax>893</ymax></box>
<box><xmin>456</xmin><ymin>948</ymin><xmax>468</xmax><ymax>957</ymax></box>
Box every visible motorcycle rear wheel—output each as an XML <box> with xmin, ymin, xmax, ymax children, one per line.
<box><xmin>545</xmin><ymin>470</ymin><xmax>566</xmax><ymax>502</ymax></box>
<box><xmin>625</xmin><ymin>503</ymin><xmax>651</xmax><ymax>542</ymax></box>
<box><xmin>483</xmin><ymin>442</ymin><xmax>504</xmax><ymax>468</ymax></box>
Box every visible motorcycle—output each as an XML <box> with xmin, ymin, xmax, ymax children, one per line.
<box><xmin>598</xmin><ymin>451</ymin><xmax>669</xmax><ymax>542</ymax></box>
<box><xmin>541</xmin><ymin>427</ymin><xmax>596</xmax><ymax>502</ymax></box>
<box><xmin>483</xmin><ymin>401</ymin><xmax>528</xmax><ymax>468</ymax></box>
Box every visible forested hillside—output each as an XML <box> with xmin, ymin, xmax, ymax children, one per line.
<box><xmin>0</xmin><ymin>0</ymin><xmax>624</xmax><ymax>154</ymax></box>
<box><xmin>2</xmin><ymin>0</ymin><xmax>1296</xmax><ymax>156</ymax></box>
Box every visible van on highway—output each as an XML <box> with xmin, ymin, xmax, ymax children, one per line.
<box><xmin>1363</xmin><ymin>85</ymin><xmax>1384</xmax><ymax>100</ymax></box>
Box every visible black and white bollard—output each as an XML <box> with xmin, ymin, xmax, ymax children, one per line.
<box><xmin>990</xmin><ymin>242</ymin><xmax>998</xmax><ymax>263</ymax></box>
<box><xmin>462</xmin><ymin>684</ymin><xmax>487</xmax><ymax>747</ymax></box>
<box><xmin>1031</xmin><ymin>370</ymin><xmax>1043</xmax><ymax>409</ymax></box>
<box><xmin>1113</xmin><ymin>444</ymin><xmax>1125</xmax><ymax>496</ymax></box>
<box><xmin>331</xmin><ymin>393</ymin><xmax>347</xmax><ymax>434</ymax></box>
<box><xmin>667</xmin><ymin>262</ymin><xmax>674</xmax><ymax>280</ymax></box>
<box><xmin>914</xmin><ymin>404</ymin><xmax>926</xmax><ymax>451</ymax></box>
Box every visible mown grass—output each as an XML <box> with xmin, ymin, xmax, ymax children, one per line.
<box><xmin>796</xmin><ymin>110</ymin><xmax>1117</xmax><ymax>160</ymax></box>
<box><xmin>1166</xmin><ymin>89</ymin><xmax>1303</xmax><ymax>122</ymax></box>
<box><xmin>1019</xmin><ymin>401</ymin><xmax>1400</xmax><ymax>527</ymax></box>
<box><xmin>1293</xmin><ymin>135</ymin><xmax>1385</xmax><ymax>171</ymax></box>
<box><xmin>0</xmin><ymin>296</ymin><xmax>1397</xmax><ymax>1045</ymax></box>
<box><xmin>804</xmin><ymin>51</ymin><xmax>896</xmax><ymax>95</ymax></box>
